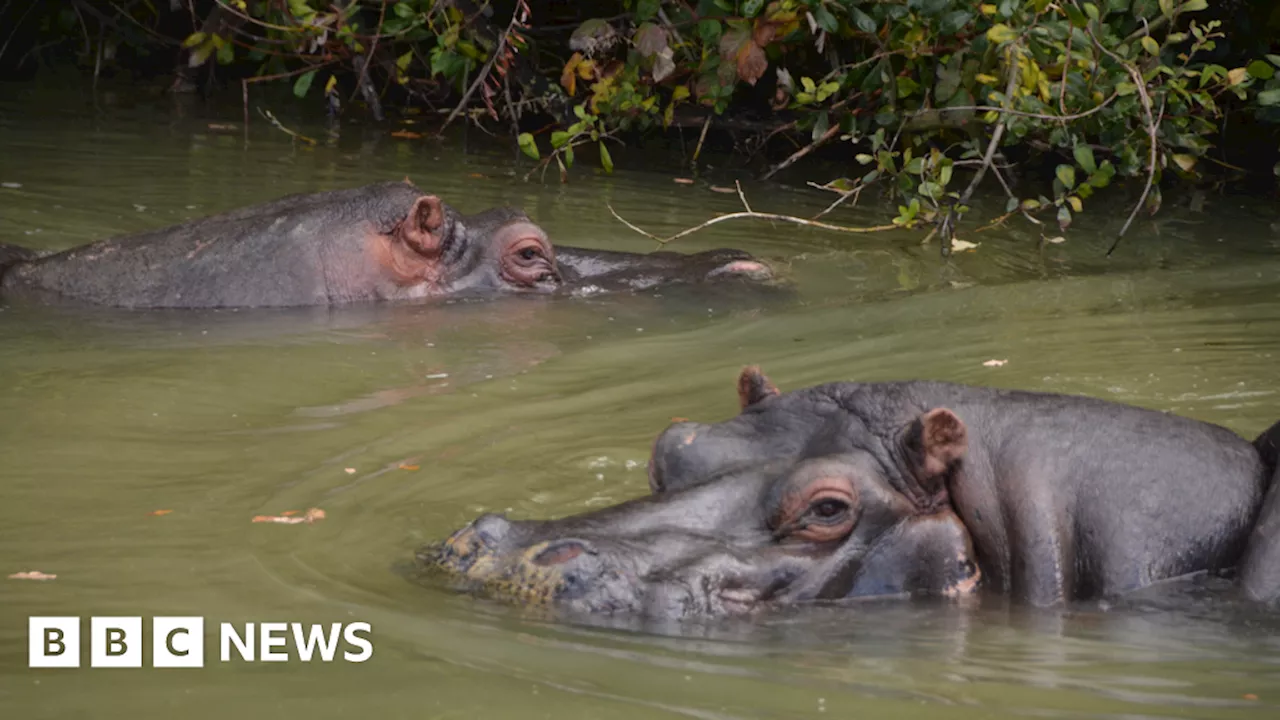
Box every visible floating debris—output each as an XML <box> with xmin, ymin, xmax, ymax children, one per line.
<box><xmin>252</xmin><ymin>508</ymin><xmax>326</xmax><ymax>525</ymax></box>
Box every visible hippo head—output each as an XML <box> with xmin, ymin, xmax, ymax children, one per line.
<box><xmin>422</xmin><ymin>367</ymin><xmax>980</xmax><ymax>618</ymax></box>
<box><xmin>375</xmin><ymin>190</ymin><xmax>560</xmax><ymax>298</ymax></box>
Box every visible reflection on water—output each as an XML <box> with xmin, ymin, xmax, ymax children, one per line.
<box><xmin>2</xmin><ymin>83</ymin><xmax>1279</xmax><ymax>718</ymax></box>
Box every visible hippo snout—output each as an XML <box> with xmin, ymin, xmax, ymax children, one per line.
<box><xmin>697</xmin><ymin>249</ymin><xmax>774</xmax><ymax>282</ymax></box>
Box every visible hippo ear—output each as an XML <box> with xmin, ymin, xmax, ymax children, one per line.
<box><xmin>737</xmin><ymin>366</ymin><xmax>780</xmax><ymax>410</ymax></box>
<box><xmin>904</xmin><ymin>408</ymin><xmax>968</xmax><ymax>496</ymax></box>
<box><xmin>398</xmin><ymin>195</ymin><xmax>448</xmax><ymax>256</ymax></box>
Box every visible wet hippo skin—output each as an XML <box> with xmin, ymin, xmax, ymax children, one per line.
<box><xmin>0</xmin><ymin>182</ymin><xmax>772</xmax><ymax>308</ymax></box>
<box><xmin>427</xmin><ymin>367</ymin><xmax>1280</xmax><ymax>617</ymax></box>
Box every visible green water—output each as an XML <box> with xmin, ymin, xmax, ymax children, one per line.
<box><xmin>2</xmin><ymin>84</ymin><xmax>1280</xmax><ymax>718</ymax></box>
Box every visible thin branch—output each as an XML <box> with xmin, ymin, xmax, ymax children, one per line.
<box><xmin>959</xmin><ymin>44</ymin><xmax>1021</xmax><ymax>207</ymax></box>
<box><xmin>691</xmin><ymin>115</ymin><xmax>712</xmax><ymax>167</ymax></box>
<box><xmin>607</xmin><ymin>186</ymin><xmax>896</xmax><ymax>248</ymax></box>
<box><xmin>440</xmin><ymin>2</ymin><xmax>526</xmax><ymax>133</ymax></box>
<box><xmin>924</xmin><ymin>91</ymin><xmax>1119</xmax><ymax>123</ymax></box>
<box><xmin>258</xmin><ymin>108</ymin><xmax>317</xmax><ymax>145</ymax></box>
<box><xmin>734</xmin><ymin>180</ymin><xmax>753</xmax><ymax>213</ymax></box>
<box><xmin>760</xmin><ymin>121</ymin><xmax>841</xmax><ymax>180</ymax></box>
<box><xmin>1089</xmin><ymin>27</ymin><xmax>1161</xmax><ymax>255</ymax></box>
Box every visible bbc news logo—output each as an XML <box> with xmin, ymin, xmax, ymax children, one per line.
<box><xmin>29</xmin><ymin>617</ymin><xmax>373</xmax><ymax>668</ymax></box>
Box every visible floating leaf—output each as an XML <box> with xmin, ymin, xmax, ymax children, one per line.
<box><xmin>1044</xmin><ymin>235</ymin><xmax>1067</xmax><ymax>244</ymax></box>
<box><xmin>951</xmin><ymin>239</ymin><xmax>979</xmax><ymax>252</ymax></box>
<box><xmin>148</xmin><ymin>509</ymin><xmax>174</xmax><ymax>516</ymax></box>
<box><xmin>252</xmin><ymin>508</ymin><xmax>326</xmax><ymax>525</ymax></box>
<box><xmin>982</xmin><ymin>359</ymin><xmax>1008</xmax><ymax>367</ymax></box>
<box><xmin>8</xmin><ymin>571</ymin><xmax>56</xmax><ymax>580</ymax></box>
<box><xmin>673</xmin><ymin>177</ymin><xmax>695</xmax><ymax>184</ymax></box>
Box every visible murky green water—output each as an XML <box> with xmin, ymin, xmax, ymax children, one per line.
<box><xmin>2</xmin><ymin>83</ymin><xmax>1280</xmax><ymax>718</ymax></box>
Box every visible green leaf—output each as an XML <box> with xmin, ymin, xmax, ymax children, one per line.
<box><xmin>1064</xmin><ymin>4</ymin><xmax>1087</xmax><ymax>27</ymax></box>
<box><xmin>939</xmin><ymin>11</ymin><xmax>972</xmax><ymax>34</ymax></box>
<box><xmin>743</xmin><ymin>0</ymin><xmax>764</xmax><ymax>18</ymax></box>
<box><xmin>182</xmin><ymin>32</ymin><xmax>207</xmax><ymax>49</ymax></box>
<box><xmin>1006</xmin><ymin>197</ymin><xmax>1020</xmax><ymax>212</ymax></box>
<box><xmin>1083</xmin><ymin>2</ymin><xmax>1100</xmax><ymax>21</ymax></box>
<box><xmin>1116</xmin><ymin>81</ymin><xmax>1137</xmax><ymax>96</ymax></box>
<box><xmin>1257</xmin><ymin>89</ymin><xmax>1280</xmax><ymax>106</ymax></box>
<box><xmin>1247</xmin><ymin>60</ymin><xmax>1275</xmax><ymax>81</ymax></box>
<box><xmin>636</xmin><ymin>0</ymin><xmax>661</xmax><ymax>22</ymax></box>
<box><xmin>393</xmin><ymin>2</ymin><xmax>416</xmax><ymax>19</ymax></box>
<box><xmin>1181</xmin><ymin>0</ymin><xmax>1207</xmax><ymax>10</ymax></box>
<box><xmin>855</xmin><ymin>153</ymin><xmax>874</xmax><ymax>165</ymax></box>
<box><xmin>906</xmin><ymin>157</ymin><xmax>925</xmax><ymax>174</ymax></box>
<box><xmin>698</xmin><ymin>19</ymin><xmax>722</xmax><ymax>45</ymax></box>
<box><xmin>518</xmin><ymin>132</ymin><xmax>540</xmax><ymax>160</ymax></box>
<box><xmin>1057</xmin><ymin>205</ymin><xmax>1072</xmax><ymax>230</ymax></box>
<box><xmin>564</xmin><ymin>146</ymin><xmax>575</xmax><ymax>169</ymax></box>
<box><xmin>812</xmin><ymin>6</ymin><xmax>838</xmax><ymax>33</ymax></box>
<box><xmin>396</xmin><ymin>51</ymin><xmax>413</xmax><ymax>71</ymax></box>
<box><xmin>1158</xmin><ymin>0</ymin><xmax>1174</xmax><ymax>18</ymax></box>
<box><xmin>1073</xmin><ymin>145</ymin><xmax>1097</xmax><ymax>173</ymax></box>
<box><xmin>1055</xmin><ymin>164</ymin><xmax>1076</xmax><ymax>190</ymax></box>
<box><xmin>801</xmin><ymin>76</ymin><xmax>816</xmax><ymax>93</ymax></box>
<box><xmin>293</xmin><ymin>70</ymin><xmax>317</xmax><ymax>98</ymax></box>
<box><xmin>850</xmin><ymin>7</ymin><xmax>876</xmax><ymax>34</ymax></box>
<box><xmin>599</xmin><ymin>142</ymin><xmax>613</xmax><ymax>173</ymax></box>
<box><xmin>216</xmin><ymin>41</ymin><xmax>234</xmax><ymax>65</ymax></box>
<box><xmin>1140</xmin><ymin>36</ymin><xmax>1160</xmax><ymax>55</ymax></box>
<box><xmin>1268</xmin><ymin>55</ymin><xmax>1280</xmax><ymax>69</ymax></box>
<box><xmin>550</xmin><ymin>130</ymin><xmax>571</xmax><ymax>149</ymax></box>
<box><xmin>939</xmin><ymin>162</ymin><xmax>953</xmax><ymax>187</ymax></box>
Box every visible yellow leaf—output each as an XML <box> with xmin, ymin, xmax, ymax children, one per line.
<box><xmin>975</xmin><ymin>73</ymin><xmax>998</xmax><ymax>85</ymax></box>
<box><xmin>324</xmin><ymin>75</ymin><xmax>338</xmax><ymax>94</ymax></box>
<box><xmin>1227</xmin><ymin>67</ymin><xmax>1249</xmax><ymax>85</ymax></box>
<box><xmin>1141</xmin><ymin>36</ymin><xmax>1160</xmax><ymax>55</ymax></box>
<box><xmin>1171</xmin><ymin>153</ymin><xmax>1197</xmax><ymax>172</ymax></box>
<box><xmin>1066</xmin><ymin>195</ymin><xmax>1083</xmax><ymax>212</ymax></box>
<box><xmin>980</xmin><ymin>4</ymin><xmax>998</xmax><ymax>15</ymax></box>
<box><xmin>986</xmin><ymin>23</ymin><xmax>1016</xmax><ymax>45</ymax></box>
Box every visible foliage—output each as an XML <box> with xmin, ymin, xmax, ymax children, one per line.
<box><xmin>10</xmin><ymin>0</ymin><xmax>1278</xmax><ymax>240</ymax></box>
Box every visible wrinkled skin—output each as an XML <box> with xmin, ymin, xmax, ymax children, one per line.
<box><xmin>0</xmin><ymin>182</ymin><xmax>771</xmax><ymax>308</ymax></box>
<box><xmin>426</xmin><ymin>367</ymin><xmax>1280</xmax><ymax>618</ymax></box>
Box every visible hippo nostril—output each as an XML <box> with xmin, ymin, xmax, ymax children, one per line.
<box><xmin>471</xmin><ymin>513</ymin><xmax>512</xmax><ymax>547</ymax></box>
<box><xmin>532</xmin><ymin>539</ymin><xmax>595</xmax><ymax>567</ymax></box>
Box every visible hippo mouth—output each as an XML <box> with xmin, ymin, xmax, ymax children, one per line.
<box><xmin>419</xmin><ymin>514</ymin><xmax>796</xmax><ymax>617</ymax></box>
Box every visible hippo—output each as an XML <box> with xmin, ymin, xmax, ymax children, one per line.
<box><xmin>0</xmin><ymin>182</ymin><xmax>771</xmax><ymax>308</ymax></box>
<box><xmin>425</xmin><ymin>367</ymin><xmax>1280</xmax><ymax>617</ymax></box>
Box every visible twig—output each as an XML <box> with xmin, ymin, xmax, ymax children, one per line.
<box><xmin>657</xmin><ymin>8</ymin><xmax>694</xmax><ymax>63</ymax></box>
<box><xmin>1090</xmin><ymin>28</ymin><xmax>1161</xmax><ymax>255</ymax></box>
<box><xmin>258</xmin><ymin>108</ymin><xmax>316</xmax><ymax>145</ymax></box>
<box><xmin>607</xmin><ymin>186</ymin><xmax>895</xmax><ymax>247</ymax></box>
<box><xmin>691</xmin><ymin>115</ymin><xmax>712</xmax><ymax>167</ymax></box>
<box><xmin>734</xmin><ymin>180</ymin><xmax>753</xmax><ymax>213</ymax></box>
<box><xmin>347</xmin><ymin>0</ymin><xmax>386</xmax><ymax>111</ymax></box>
<box><xmin>761</xmin><ymin>121</ymin><xmax>841</xmax><ymax>180</ymax></box>
<box><xmin>811</xmin><ymin>183</ymin><xmax>865</xmax><ymax>220</ymax></box>
<box><xmin>959</xmin><ymin>44</ymin><xmax>1021</xmax><ymax>207</ymax></box>
<box><xmin>440</xmin><ymin>2</ymin><xmax>527</xmax><ymax>134</ymax></box>
<box><xmin>922</xmin><ymin>92</ymin><xmax>1119</xmax><ymax>124</ymax></box>
<box><xmin>0</xmin><ymin>0</ymin><xmax>37</xmax><ymax>63</ymax></box>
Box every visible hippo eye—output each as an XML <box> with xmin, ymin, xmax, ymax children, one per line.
<box><xmin>519</xmin><ymin>246</ymin><xmax>541</xmax><ymax>261</ymax></box>
<box><xmin>810</xmin><ymin>498</ymin><xmax>849</xmax><ymax>521</ymax></box>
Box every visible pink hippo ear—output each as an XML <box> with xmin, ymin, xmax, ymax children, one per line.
<box><xmin>905</xmin><ymin>408</ymin><xmax>968</xmax><ymax>498</ymax></box>
<box><xmin>737</xmin><ymin>366</ymin><xmax>780</xmax><ymax>410</ymax></box>
<box><xmin>398</xmin><ymin>195</ymin><xmax>448</xmax><ymax>257</ymax></box>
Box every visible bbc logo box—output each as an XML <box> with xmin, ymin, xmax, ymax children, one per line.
<box><xmin>28</xmin><ymin>617</ymin><xmax>370</xmax><ymax>667</ymax></box>
<box><xmin>29</xmin><ymin>617</ymin><xmax>204</xmax><ymax>668</ymax></box>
